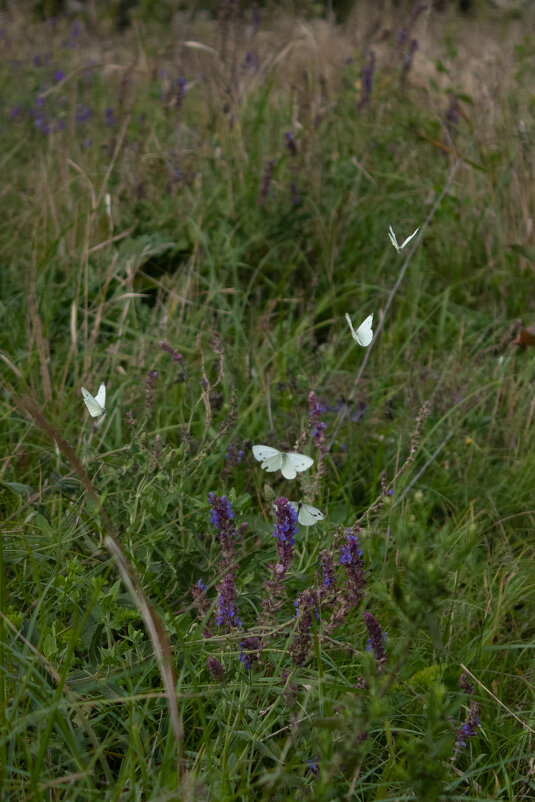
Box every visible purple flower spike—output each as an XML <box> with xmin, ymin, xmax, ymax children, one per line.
<box><xmin>105</xmin><ymin>107</ymin><xmax>115</xmax><ymax>127</ymax></box>
<box><xmin>285</xmin><ymin>131</ymin><xmax>297</xmax><ymax>157</ymax></box>
<box><xmin>306</xmin><ymin>755</ymin><xmax>320</xmax><ymax>776</ymax></box>
<box><xmin>208</xmin><ymin>493</ymin><xmax>236</xmax><ymax>565</ymax></box>
<box><xmin>53</xmin><ymin>69</ymin><xmax>65</xmax><ymax>82</ymax></box>
<box><xmin>320</xmin><ymin>550</ymin><xmax>336</xmax><ymax>590</ymax></box>
<box><xmin>257</xmin><ymin>159</ymin><xmax>275</xmax><ymax>206</ymax></box>
<box><xmin>75</xmin><ymin>105</ymin><xmax>91</xmax><ymax>124</ymax></box>
<box><xmin>452</xmin><ymin>701</ymin><xmax>480</xmax><ymax>762</ymax></box>
<box><xmin>363</xmin><ymin>611</ymin><xmax>387</xmax><ymax>670</ymax></box>
<box><xmin>357</xmin><ymin>49</ymin><xmax>375</xmax><ymax>110</ymax></box>
<box><xmin>272</xmin><ymin>497</ymin><xmax>297</xmax><ymax>573</ymax></box>
<box><xmin>290</xmin><ymin>588</ymin><xmax>318</xmax><ymax>665</ymax></box>
<box><xmin>215</xmin><ymin>570</ymin><xmax>241</xmax><ymax>629</ymax></box>
<box><xmin>239</xmin><ymin>636</ymin><xmax>262</xmax><ymax>669</ymax></box>
<box><xmin>207</xmin><ymin>656</ymin><xmax>226</xmax><ymax>682</ymax></box>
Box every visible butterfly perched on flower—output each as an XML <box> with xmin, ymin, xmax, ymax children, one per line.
<box><xmin>289</xmin><ymin>501</ymin><xmax>325</xmax><ymax>526</ymax></box>
<box><xmin>252</xmin><ymin>445</ymin><xmax>313</xmax><ymax>480</ymax></box>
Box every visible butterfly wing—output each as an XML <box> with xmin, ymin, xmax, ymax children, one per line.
<box><xmin>94</xmin><ymin>382</ymin><xmax>106</xmax><ymax>409</ymax></box>
<box><xmin>355</xmin><ymin>314</ymin><xmax>374</xmax><ymax>347</ymax></box>
<box><xmin>388</xmin><ymin>225</ymin><xmax>400</xmax><ymax>252</ymax></box>
<box><xmin>252</xmin><ymin>445</ymin><xmax>284</xmax><ymax>473</ymax></box>
<box><xmin>297</xmin><ymin>503</ymin><xmax>325</xmax><ymax>526</ymax></box>
<box><xmin>345</xmin><ymin>312</ymin><xmax>359</xmax><ymax>344</ymax></box>
<box><xmin>81</xmin><ymin>386</ymin><xmax>105</xmax><ymax>418</ymax></box>
<box><xmin>400</xmin><ymin>227</ymin><xmax>419</xmax><ymax>250</ymax></box>
<box><xmin>282</xmin><ymin>452</ymin><xmax>314</xmax><ymax>480</ymax></box>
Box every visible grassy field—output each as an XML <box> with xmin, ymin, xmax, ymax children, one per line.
<box><xmin>1</xmin><ymin>2</ymin><xmax>535</xmax><ymax>799</ymax></box>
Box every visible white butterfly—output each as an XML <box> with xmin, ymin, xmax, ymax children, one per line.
<box><xmin>252</xmin><ymin>445</ymin><xmax>313</xmax><ymax>480</ymax></box>
<box><xmin>289</xmin><ymin>501</ymin><xmax>326</xmax><ymax>526</ymax></box>
<box><xmin>345</xmin><ymin>313</ymin><xmax>374</xmax><ymax>347</ymax></box>
<box><xmin>388</xmin><ymin>225</ymin><xmax>419</xmax><ymax>254</ymax></box>
<box><xmin>81</xmin><ymin>382</ymin><xmax>106</xmax><ymax>418</ymax></box>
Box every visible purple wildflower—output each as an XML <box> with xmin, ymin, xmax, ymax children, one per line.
<box><xmin>290</xmin><ymin>588</ymin><xmax>318</xmax><ymax>665</ymax></box>
<box><xmin>239</xmin><ymin>636</ymin><xmax>262</xmax><ymax>669</ymax></box>
<box><xmin>459</xmin><ymin>672</ymin><xmax>474</xmax><ymax>695</ymax></box>
<box><xmin>145</xmin><ymin>370</ymin><xmax>158</xmax><ymax>411</ymax></box>
<box><xmin>191</xmin><ymin>578</ymin><xmax>212</xmax><ymax>635</ymax></box>
<box><xmin>456</xmin><ymin>702</ymin><xmax>480</xmax><ymax>747</ymax></box>
<box><xmin>258</xmin><ymin>159</ymin><xmax>275</xmax><ymax>206</ymax></box>
<box><xmin>159</xmin><ymin>340</ymin><xmax>184</xmax><ymax>363</ymax></box>
<box><xmin>452</xmin><ymin>701</ymin><xmax>480</xmax><ymax>763</ymax></box>
<box><xmin>243</xmin><ymin>51</ymin><xmax>259</xmax><ymax>71</ymax></box>
<box><xmin>285</xmin><ymin>132</ymin><xmax>297</xmax><ymax>157</ymax></box>
<box><xmin>225</xmin><ymin>442</ymin><xmax>244</xmax><ymax>464</ymax></box>
<box><xmin>445</xmin><ymin>96</ymin><xmax>461</xmax><ymax>135</ymax></box>
<box><xmin>272</xmin><ymin>497</ymin><xmax>298</xmax><ymax>572</ymax></box>
<box><xmin>207</xmin><ymin>656</ymin><xmax>226</xmax><ymax>681</ymax></box>
<box><xmin>176</xmin><ymin>76</ymin><xmax>186</xmax><ymax>110</ymax></box>
<box><xmin>215</xmin><ymin>570</ymin><xmax>241</xmax><ymax>629</ymax></box>
<box><xmin>105</xmin><ymin>107</ymin><xmax>115</xmax><ymax>127</ymax></box>
<box><xmin>290</xmin><ymin>181</ymin><xmax>301</xmax><ymax>206</ymax></box>
<box><xmin>209</xmin><ymin>493</ymin><xmax>236</xmax><ymax>565</ymax></box>
<box><xmin>397</xmin><ymin>3</ymin><xmax>427</xmax><ymax>47</ymax></box>
<box><xmin>53</xmin><ymin>69</ymin><xmax>65</xmax><ymax>82</ymax></box>
<box><xmin>363</xmin><ymin>611</ymin><xmax>387</xmax><ymax>671</ymax></box>
<box><xmin>10</xmin><ymin>105</ymin><xmax>23</xmax><ymax>120</ymax></box>
<box><xmin>401</xmin><ymin>38</ymin><xmax>419</xmax><ymax>89</ymax></box>
<box><xmin>357</xmin><ymin>49</ymin><xmax>375</xmax><ymax>110</ymax></box>
<box><xmin>71</xmin><ymin>21</ymin><xmax>83</xmax><ymax>38</ymax></box>
<box><xmin>306</xmin><ymin>755</ymin><xmax>320</xmax><ymax>776</ymax></box>
<box><xmin>320</xmin><ymin>549</ymin><xmax>336</xmax><ymax>590</ymax></box>
<box><xmin>75</xmin><ymin>105</ymin><xmax>91</xmax><ymax>124</ymax></box>
<box><xmin>309</xmin><ymin>391</ymin><xmax>327</xmax><ymax>458</ymax></box>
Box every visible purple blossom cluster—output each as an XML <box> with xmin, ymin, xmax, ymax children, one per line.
<box><xmin>258</xmin><ymin>159</ymin><xmax>275</xmax><ymax>206</ymax></box>
<box><xmin>452</xmin><ymin>672</ymin><xmax>480</xmax><ymax>762</ymax></box>
<box><xmin>239</xmin><ymin>636</ymin><xmax>262</xmax><ymax>669</ymax></box>
<box><xmin>144</xmin><ymin>370</ymin><xmax>158</xmax><ymax>411</ymax></box>
<box><xmin>320</xmin><ymin>549</ymin><xmax>336</xmax><ymax>590</ymax></box>
<box><xmin>225</xmin><ymin>441</ymin><xmax>244</xmax><ymax>465</ymax></box>
<box><xmin>207</xmin><ymin>656</ymin><xmax>226</xmax><ymax>682</ymax></box>
<box><xmin>455</xmin><ymin>702</ymin><xmax>480</xmax><ymax>748</ymax></box>
<box><xmin>272</xmin><ymin>497</ymin><xmax>298</xmax><ymax>570</ymax></box>
<box><xmin>357</xmin><ymin>49</ymin><xmax>375</xmax><ymax>110</ymax></box>
<box><xmin>215</xmin><ymin>570</ymin><xmax>241</xmax><ymax>629</ymax></box>
<box><xmin>159</xmin><ymin>340</ymin><xmax>184</xmax><ymax>363</ymax></box>
<box><xmin>340</xmin><ymin>529</ymin><xmax>366</xmax><ymax>608</ymax></box>
<box><xmin>290</xmin><ymin>588</ymin><xmax>318</xmax><ymax>665</ymax></box>
<box><xmin>208</xmin><ymin>493</ymin><xmax>236</xmax><ymax>565</ymax></box>
<box><xmin>309</xmin><ymin>391</ymin><xmax>327</xmax><ymax>455</ymax></box>
<box><xmin>363</xmin><ymin>611</ymin><xmax>387</xmax><ymax>671</ymax></box>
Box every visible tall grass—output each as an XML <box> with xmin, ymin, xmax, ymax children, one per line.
<box><xmin>1</xmin><ymin>2</ymin><xmax>535</xmax><ymax>799</ymax></box>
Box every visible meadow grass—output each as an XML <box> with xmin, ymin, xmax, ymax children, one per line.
<box><xmin>1</xmin><ymin>2</ymin><xmax>535</xmax><ymax>799</ymax></box>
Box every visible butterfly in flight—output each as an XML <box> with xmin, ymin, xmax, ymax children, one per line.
<box><xmin>388</xmin><ymin>224</ymin><xmax>419</xmax><ymax>253</ymax></box>
<box><xmin>81</xmin><ymin>382</ymin><xmax>106</xmax><ymax>418</ymax></box>
<box><xmin>345</xmin><ymin>313</ymin><xmax>374</xmax><ymax>347</ymax></box>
